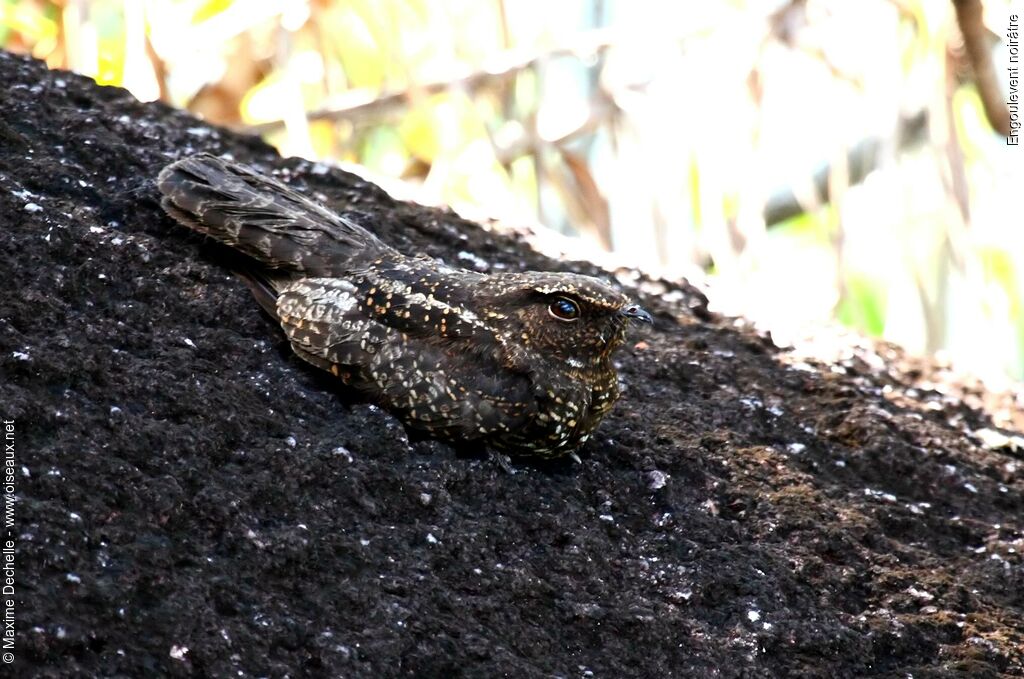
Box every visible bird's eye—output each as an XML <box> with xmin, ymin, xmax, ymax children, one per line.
<box><xmin>548</xmin><ymin>297</ymin><xmax>580</xmax><ymax>321</ymax></box>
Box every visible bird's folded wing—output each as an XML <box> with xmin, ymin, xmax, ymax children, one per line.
<box><xmin>158</xmin><ymin>153</ymin><xmax>390</xmax><ymax>275</ymax></box>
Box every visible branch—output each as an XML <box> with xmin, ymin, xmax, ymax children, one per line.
<box><xmin>244</xmin><ymin>29</ymin><xmax>617</xmax><ymax>135</ymax></box>
<box><xmin>952</xmin><ymin>0</ymin><xmax>1011</xmax><ymax>135</ymax></box>
<box><xmin>763</xmin><ymin>110</ymin><xmax>929</xmax><ymax>227</ymax></box>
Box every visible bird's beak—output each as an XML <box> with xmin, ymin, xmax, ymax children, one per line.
<box><xmin>620</xmin><ymin>304</ymin><xmax>653</xmax><ymax>324</ymax></box>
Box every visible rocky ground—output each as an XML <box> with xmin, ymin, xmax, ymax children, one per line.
<box><xmin>1</xmin><ymin>50</ymin><xmax>1022</xmax><ymax>678</ymax></box>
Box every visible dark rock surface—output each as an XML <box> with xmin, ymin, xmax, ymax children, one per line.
<box><xmin>1</xmin><ymin>50</ymin><xmax>1022</xmax><ymax>678</ymax></box>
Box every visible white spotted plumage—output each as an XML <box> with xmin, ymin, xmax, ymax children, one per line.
<box><xmin>158</xmin><ymin>153</ymin><xmax>651</xmax><ymax>457</ymax></box>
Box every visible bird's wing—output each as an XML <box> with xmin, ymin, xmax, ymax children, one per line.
<box><xmin>338</xmin><ymin>257</ymin><xmax>494</xmax><ymax>340</ymax></box>
<box><xmin>158</xmin><ymin>154</ymin><xmax>390</xmax><ymax>276</ymax></box>
<box><xmin>276</xmin><ymin>277</ymin><xmax>537</xmax><ymax>440</ymax></box>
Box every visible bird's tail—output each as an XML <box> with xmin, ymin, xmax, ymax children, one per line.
<box><xmin>157</xmin><ymin>153</ymin><xmax>390</xmax><ymax>277</ymax></box>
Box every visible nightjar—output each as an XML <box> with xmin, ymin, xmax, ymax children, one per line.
<box><xmin>157</xmin><ymin>154</ymin><xmax>651</xmax><ymax>458</ymax></box>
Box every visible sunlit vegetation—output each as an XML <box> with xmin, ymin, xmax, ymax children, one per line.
<box><xmin>3</xmin><ymin>0</ymin><xmax>1020</xmax><ymax>381</ymax></box>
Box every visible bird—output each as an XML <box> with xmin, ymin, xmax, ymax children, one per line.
<box><xmin>157</xmin><ymin>153</ymin><xmax>652</xmax><ymax>458</ymax></box>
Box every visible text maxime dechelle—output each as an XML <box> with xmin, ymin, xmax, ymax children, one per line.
<box><xmin>3</xmin><ymin>419</ymin><xmax>14</xmax><ymax>662</ymax></box>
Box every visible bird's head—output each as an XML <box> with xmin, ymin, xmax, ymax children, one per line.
<box><xmin>482</xmin><ymin>272</ymin><xmax>652</xmax><ymax>369</ymax></box>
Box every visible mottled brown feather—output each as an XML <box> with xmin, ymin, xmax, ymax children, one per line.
<box><xmin>157</xmin><ymin>154</ymin><xmax>650</xmax><ymax>457</ymax></box>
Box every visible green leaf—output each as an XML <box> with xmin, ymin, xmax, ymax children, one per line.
<box><xmin>837</xmin><ymin>273</ymin><xmax>888</xmax><ymax>337</ymax></box>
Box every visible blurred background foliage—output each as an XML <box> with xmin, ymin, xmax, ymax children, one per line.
<box><xmin>2</xmin><ymin>0</ymin><xmax>1022</xmax><ymax>383</ymax></box>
